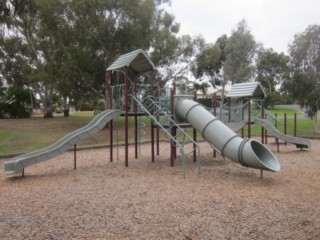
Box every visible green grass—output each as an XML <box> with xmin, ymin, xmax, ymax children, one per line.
<box><xmin>266</xmin><ymin>106</ymin><xmax>303</xmax><ymax>117</ymax></box>
<box><xmin>0</xmin><ymin>106</ymin><xmax>319</xmax><ymax>156</ymax></box>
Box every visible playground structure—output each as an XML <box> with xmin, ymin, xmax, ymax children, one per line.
<box><xmin>4</xmin><ymin>48</ymin><xmax>311</xmax><ymax>177</ymax></box>
<box><xmin>5</xmin><ymin>49</ymin><xmax>288</xmax><ymax>175</ymax></box>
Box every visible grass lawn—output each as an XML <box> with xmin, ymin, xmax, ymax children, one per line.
<box><xmin>0</xmin><ymin>106</ymin><xmax>319</xmax><ymax>156</ymax></box>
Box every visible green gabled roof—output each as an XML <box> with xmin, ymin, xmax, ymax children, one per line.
<box><xmin>226</xmin><ymin>82</ymin><xmax>266</xmax><ymax>99</ymax></box>
<box><xmin>107</xmin><ymin>49</ymin><xmax>155</xmax><ymax>73</ymax></box>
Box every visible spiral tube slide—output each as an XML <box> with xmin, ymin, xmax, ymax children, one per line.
<box><xmin>175</xmin><ymin>99</ymin><xmax>280</xmax><ymax>172</ymax></box>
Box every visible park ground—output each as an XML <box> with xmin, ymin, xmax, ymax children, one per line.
<box><xmin>0</xmin><ymin>138</ymin><xmax>319</xmax><ymax>239</ymax></box>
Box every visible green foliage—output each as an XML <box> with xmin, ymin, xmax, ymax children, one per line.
<box><xmin>285</xmin><ymin>24</ymin><xmax>320</xmax><ymax>119</ymax></box>
<box><xmin>256</xmin><ymin>48</ymin><xmax>290</xmax><ymax>92</ymax></box>
<box><xmin>192</xmin><ymin>43</ymin><xmax>222</xmax><ymax>86</ymax></box>
<box><xmin>1</xmin><ymin>0</ymin><xmax>184</xmax><ymax>117</ymax></box>
<box><xmin>198</xmin><ymin>98</ymin><xmax>212</xmax><ymax>108</ymax></box>
<box><xmin>0</xmin><ymin>85</ymin><xmax>32</xmax><ymax>118</ymax></box>
<box><xmin>224</xmin><ymin>19</ymin><xmax>256</xmax><ymax>84</ymax></box>
<box><xmin>264</xmin><ymin>91</ymin><xmax>281</xmax><ymax>109</ymax></box>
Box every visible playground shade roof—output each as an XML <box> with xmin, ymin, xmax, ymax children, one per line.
<box><xmin>226</xmin><ymin>82</ymin><xmax>266</xmax><ymax>99</ymax></box>
<box><xmin>107</xmin><ymin>49</ymin><xmax>155</xmax><ymax>73</ymax></box>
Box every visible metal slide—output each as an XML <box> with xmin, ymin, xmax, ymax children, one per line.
<box><xmin>254</xmin><ymin>117</ymin><xmax>311</xmax><ymax>149</ymax></box>
<box><xmin>4</xmin><ymin>109</ymin><xmax>121</xmax><ymax>175</ymax></box>
<box><xmin>175</xmin><ymin>99</ymin><xmax>281</xmax><ymax>172</ymax></box>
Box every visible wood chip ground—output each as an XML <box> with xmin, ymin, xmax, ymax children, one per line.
<box><xmin>1</xmin><ymin>139</ymin><xmax>320</xmax><ymax>239</ymax></box>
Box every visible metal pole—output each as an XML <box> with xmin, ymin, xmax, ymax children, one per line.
<box><xmin>248</xmin><ymin>97</ymin><xmax>251</xmax><ymax>139</ymax></box>
<box><xmin>284</xmin><ymin>113</ymin><xmax>287</xmax><ymax>145</ymax></box>
<box><xmin>193</xmin><ymin>91</ymin><xmax>197</xmax><ymax>163</ymax></box>
<box><xmin>213</xmin><ymin>93</ymin><xmax>217</xmax><ymax>158</ymax></box>
<box><xmin>109</xmin><ymin>70</ymin><xmax>113</xmax><ymax>162</ymax></box>
<box><xmin>261</xmin><ymin>100</ymin><xmax>265</xmax><ymax>143</ymax></box>
<box><xmin>125</xmin><ymin>67</ymin><xmax>129</xmax><ymax>167</ymax></box>
<box><xmin>150</xmin><ymin>71</ymin><xmax>155</xmax><ymax>163</ymax></box>
<box><xmin>74</xmin><ymin>144</ymin><xmax>77</xmax><ymax>170</ymax></box>
<box><xmin>294</xmin><ymin>113</ymin><xmax>297</xmax><ymax>137</ymax></box>
<box><xmin>170</xmin><ymin>88</ymin><xmax>174</xmax><ymax>167</ymax></box>
<box><xmin>134</xmin><ymin>72</ymin><xmax>138</xmax><ymax>159</ymax></box>
<box><xmin>156</xmin><ymin>83</ymin><xmax>160</xmax><ymax>156</ymax></box>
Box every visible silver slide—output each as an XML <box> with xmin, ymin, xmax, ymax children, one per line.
<box><xmin>255</xmin><ymin>117</ymin><xmax>311</xmax><ymax>148</ymax></box>
<box><xmin>175</xmin><ymin>99</ymin><xmax>280</xmax><ymax>172</ymax></box>
<box><xmin>4</xmin><ymin>109</ymin><xmax>121</xmax><ymax>174</ymax></box>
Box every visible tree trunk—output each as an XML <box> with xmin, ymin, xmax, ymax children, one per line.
<box><xmin>63</xmin><ymin>96</ymin><xmax>70</xmax><ymax>117</ymax></box>
<box><xmin>63</xmin><ymin>109</ymin><xmax>69</xmax><ymax>117</ymax></box>
<box><xmin>44</xmin><ymin>110</ymin><xmax>53</xmax><ymax>118</ymax></box>
<box><xmin>43</xmin><ymin>101</ymin><xmax>54</xmax><ymax>118</ymax></box>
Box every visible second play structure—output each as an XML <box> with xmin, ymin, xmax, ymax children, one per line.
<box><xmin>6</xmin><ymin>49</ymin><xmax>312</xmax><ymax>177</ymax></box>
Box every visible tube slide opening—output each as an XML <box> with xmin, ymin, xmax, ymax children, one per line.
<box><xmin>250</xmin><ymin>140</ymin><xmax>281</xmax><ymax>172</ymax></box>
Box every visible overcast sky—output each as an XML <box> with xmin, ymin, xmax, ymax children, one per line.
<box><xmin>165</xmin><ymin>0</ymin><xmax>320</xmax><ymax>53</ymax></box>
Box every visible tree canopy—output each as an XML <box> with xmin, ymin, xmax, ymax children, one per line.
<box><xmin>285</xmin><ymin>24</ymin><xmax>320</xmax><ymax>119</ymax></box>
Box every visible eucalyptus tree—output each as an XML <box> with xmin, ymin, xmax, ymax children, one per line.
<box><xmin>256</xmin><ymin>48</ymin><xmax>290</xmax><ymax>92</ymax></box>
<box><xmin>1</xmin><ymin>0</ymin><xmax>184</xmax><ymax>116</ymax></box>
<box><xmin>224</xmin><ymin>19</ymin><xmax>256</xmax><ymax>84</ymax></box>
<box><xmin>285</xmin><ymin>24</ymin><xmax>320</xmax><ymax>121</ymax></box>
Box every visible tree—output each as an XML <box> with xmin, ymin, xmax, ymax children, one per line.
<box><xmin>194</xmin><ymin>82</ymin><xmax>210</xmax><ymax>95</ymax></box>
<box><xmin>192</xmin><ymin>35</ymin><xmax>227</xmax><ymax>87</ymax></box>
<box><xmin>285</xmin><ymin>24</ymin><xmax>320</xmax><ymax>123</ymax></box>
<box><xmin>256</xmin><ymin>48</ymin><xmax>290</xmax><ymax>92</ymax></box>
<box><xmin>224</xmin><ymin>19</ymin><xmax>256</xmax><ymax>84</ymax></box>
<box><xmin>1</xmin><ymin>0</ymin><xmax>188</xmax><ymax>117</ymax></box>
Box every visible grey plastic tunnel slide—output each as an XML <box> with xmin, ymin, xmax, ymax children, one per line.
<box><xmin>175</xmin><ymin>99</ymin><xmax>280</xmax><ymax>172</ymax></box>
<box><xmin>4</xmin><ymin>109</ymin><xmax>121</xmax><ymax>175</ymax></box>
<box><xmin>254</xmin><ymin>117</ymin><xmax>311</xmax><ymax>149</ymax></box>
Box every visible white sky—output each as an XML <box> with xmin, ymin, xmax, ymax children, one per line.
<box><xmin>166</xmin><ymin>0</ymin><xmax>320</xmax><ymax>53</ymax></box>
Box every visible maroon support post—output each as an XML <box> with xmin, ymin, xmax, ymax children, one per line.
<box><xmin>150</xmin><ymin>72</ymin><xmax>155</xmax><ymax>163</ymax></box>
<box><xmin>213</xmin><ymin>94</ymin><xmax>217</xmax><ymax>158</ymax></box>
<box><xmin>108</xmin><ymin>71</ymin><xmax>114</xmax><ymax>162</ymax></box>
<box><xmin>156</xmin><ymin>84</ymin><xmax>160</xmax><ymax>156</ymax></box>
<box><xmin>193</xmin><ymin>91</ymin><xmax>197</xmax><ymax>162</ymax></box>
<box><xmin>134</xmin><ymin>72</ymin><xmax>138</xmax><ymax>159</ymax></box>
<box><xmin>125</xmin><ymin>67</ymin><xmax>129</xmax><ymax>167</ymax></box>
<box><xmin>294</xmin><ymin>113</ymin><xmax>297</xmax><ymax>137</ymax></box>
<box><xmin>284</xmin><ymin>113</ymin><xmax>287</xmax><ymax>145</ymax></box>
<box><xmin>248</xmin><ymin>97</ymin><xmax>251</xmax><ymax>139</ymax></box>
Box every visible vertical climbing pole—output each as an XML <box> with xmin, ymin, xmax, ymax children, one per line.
<box><xmin>125</xmin><ymin>67</ymin><xmax>129</xmax><ymax>167</ymax></box>
<box><xmin>108</xmin><ymin>70</ymin><xmax>114</xmax><ymax>162</ymax></box>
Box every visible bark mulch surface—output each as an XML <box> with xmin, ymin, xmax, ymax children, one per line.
<box><xmin>1</xmin><ymin>139</ymin><xmax>319</xmax><ymax>239</ymax></box>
